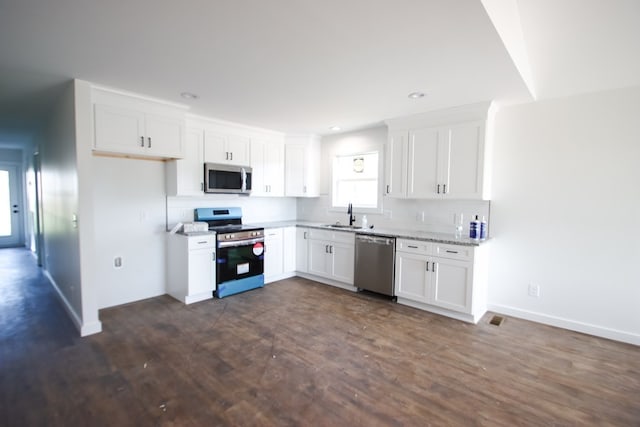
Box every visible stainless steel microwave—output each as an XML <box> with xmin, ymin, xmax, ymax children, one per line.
<box><xmin>204</xmin><ymin>163</ymin><xmax>252</xmax><ymax>194</ymax></box>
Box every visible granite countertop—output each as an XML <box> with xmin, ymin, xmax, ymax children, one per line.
<box><xmin>250</xmin><ymin>220</ymin><xmax>489</xmax><ymax>247</ymax></box>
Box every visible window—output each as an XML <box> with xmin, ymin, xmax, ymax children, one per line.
<box><xmin>332</xmin><ymin>151</ymin><xmax>380</xmax><ymax>210</ymax></box>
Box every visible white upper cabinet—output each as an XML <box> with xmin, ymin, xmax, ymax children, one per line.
<box><xmin>385</xmin><ymin>102</ymin><xmax>491</xmax><ymax>200</ymax></box>
<box><xmin>285</xmin><ymin>135</ymin><xmax>321</xmax><ymax>197</ymax></box>
<box><xmin>166</xmin><ymin>125</ymin><xmax>205</xmax><ymax>196</ymax></box>
<box><xmin>204</xmin><ymin>131</ymin><xmax>250</xmax><ymax>166</ymax></box>
<box><xmin>407</xmin><ymin>126</ymin><xmax>441</xmax><ymax>198</ymax></box>
<box><xmin>92</xmin><ymin>86</ymin><xmax>186</xmax><ymax>159</ymax></box>
<box><xmin>446</xmin><ymin>122</ymin><xmax>485</xmax><ymax>199</ymax></box>
<box><xmin>251</xmin><ymin>138</ymin><xmax>285</xmax><ymax>197</ymax></box>
<box><xmin>384</xmin><ymin>130</ymin><xmax>407</xmax><ymax>197</ymax></box>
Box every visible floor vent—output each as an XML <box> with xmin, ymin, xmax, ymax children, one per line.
<box><xmin>489</xmin><ymin>315</ymin><xmax>505</xmax><ymax>326</ymax></box>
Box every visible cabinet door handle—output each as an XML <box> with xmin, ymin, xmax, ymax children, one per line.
<box><xmin>386</xmin><ymin>184</ymin><xmax>390</xmax><ymax>193</ymax></box>
<box><xmin>303</xmin><ymin>185</ymin><xmax>307</xmax><ymax>193</ymax></box>
<box><xmin>140</xmin><ymin>136</ymin><xmax>144</xmax><ymax>147</ymax></box>
<box><xmin>212</xmin><ymin>252</ymin><xmax>216</xmax><ymax>261</ymax></box>
<box><xmin>325</xmin><ymin>245</ymin><xmax>328</xmax><ymax>253</ymax></box>
<box><xmin>426</xmin><ymin>261</ymin><xmax>430</xmax><ymax>271</ymax></box>
<box><xmin>443</xmin><ymin>184</ymin><xmax>447</xmax><ymax>194</ymax></box>
<box><xmin>330</xmin><ymin>245</ymin><xmax>333</xmax><ymax>254</ymax></box>
<box><xmin>408</xmin><ymin>245</ymin><xmax>418</xmax><ymax>249</ymax></box>
<box><xmin>446</xmin><ymin>250</ymin><xmax>458</xmax><ymax>254</ymax></box>
<box><xmin>225</xmin><ymin>152</ymin><xmax>229</xmax><ymax>160</ymax></box>
<box><xmin>230</xmin><ymin>152</ymin><xmax>233</xmax><ymax>161</ymax></box>
<box><xmin>437</xmin><ymin>184</ymin><xmax>441</xmax><ymax>194</ymax></box>
<box><xmin>303</xmin><ymin>231</ymin><xmax>307</xmax><ymax>239</ymax></box>
<box><xmin>200</xmin><ymin>182</ymin><xmax>204</xmax><ymax>191</ymax></box>
<box><xmin>148</xmin><ymin>137</ymin><xmax>152</xmax><ymax>148</ymax></box>
<box><xmin>433</xmin><ymin>262</ymin><xmax>437</xmax><ymax>273</ymax></box>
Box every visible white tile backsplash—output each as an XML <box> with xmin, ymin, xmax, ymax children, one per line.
<box><xmin>166</xmin><ymin>195</ymin><xmax>298</xmax><ymax>229</ymax></box>
<box><xmin>297</xmin><ymin>196</ymin><xmax>490</xmax><ymax>236</ymax></box>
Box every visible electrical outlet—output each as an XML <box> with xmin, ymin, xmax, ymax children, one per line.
<box><xmin>528</xmin><ymin>283</ymin><xmax>540</xmax><ymax>297</ymax></box>
<box><xmin>114</xmin><ymin>257</ymin><xmax>123</xmax><ymax>268</ymax></box>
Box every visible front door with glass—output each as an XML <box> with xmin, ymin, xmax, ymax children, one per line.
<box><xmin>0</xmin><ymin>164</ymin><xmax>23</xmax><ymax>248</ymax></box>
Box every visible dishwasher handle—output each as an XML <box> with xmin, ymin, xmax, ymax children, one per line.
<box><xmin>356</xmin><ymin>235</ymin><xmax>395</xmax><ymax>245</ymax></box>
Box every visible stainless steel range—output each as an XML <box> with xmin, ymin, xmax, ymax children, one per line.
<box><xmin>194</xmin><ymin>207</ymin><xmax>264</xmax><ymax>298</ymax></box>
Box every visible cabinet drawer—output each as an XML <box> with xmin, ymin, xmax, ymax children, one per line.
<box><xmin>265</xmin><ymin>228</ymin><xmax>283</xmax><ymax>239</ymax></box>
<box><xmin>396</xmin><ymin>239</ymin><xmax>431</xmax><ymax>255</ymax></box>
<box><xmin>188</xmin><ymin>235</ymin><xmax>216</xmax><ymax>250</ymax></box>
<box><xmin>308</xmin><ymin>228</ymin><xmax>355</xmax><ymax>245</ymax></box>
<box><xmin>330</xmin><ymin>230</ymin><xmax>355</xmax><ymax>245</ymax></box>
<box><xmin>434</xmin><ymin>243</ymin><xmax>473</xmax><ymax>261</ymax></box>
<box><xmin>307</xmin><ymin>228</ymin><xmax>332</xmax><ymax>241</ymax></box>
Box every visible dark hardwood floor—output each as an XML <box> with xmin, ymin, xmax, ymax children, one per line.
<box><xmin>1</xmin><ymin>247</ymin><xmax>639</xmax><ymax>426</ymax></box>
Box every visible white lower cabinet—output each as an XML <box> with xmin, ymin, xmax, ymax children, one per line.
<box><xmin>395</xmin><ymin>239</ymin><xmax>488</xmax><ymax>323</ymax></box>
<box><xmin>264</xmin><ymin>227</ymin><xmax>297</xmax><ymax>284</ymax></box>
<box><xmin>283</xmin><ymin>227</ymin><xmax>296</xmax><ymax>273</ymax></box>
<box><xmin>306</xmin><ymin>229</ymin><xmax>354</xmax><ymax>285</ymax></box>
<box><xmin>296</xmin><ymin>227</ymin><xmax>309</xmax><ymax>273</ymax></box>
<box><xmin>264</xmin><ymin>228</ymin><xmax>283</xmax><ymax>282</ymax></box>
<box><xmin>167</xmin><ymin>234</ymin><xmax>216</xmax><ymax>304</ymax></box>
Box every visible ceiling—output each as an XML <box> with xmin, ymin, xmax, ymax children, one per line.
<box><xmin>0</xmin><ymin>0</ymin><xmax>638</xmax><ymax>146</ymax></box>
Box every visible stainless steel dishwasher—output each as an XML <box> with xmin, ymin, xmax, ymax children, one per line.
<box><xmin>354</xmin><ymin>234</ymin><xmax>396</xmax><ymax>297</ymax></box>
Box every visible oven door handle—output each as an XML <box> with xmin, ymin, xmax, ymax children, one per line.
<box><xmin>218</xmin><ymin>237</ymin><xmax>265</xmax><ymax>248</ymax></box>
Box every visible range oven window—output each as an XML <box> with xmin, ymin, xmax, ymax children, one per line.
<box><xmin>217</xmin><ymin>242</ymin><xmax>264</xmax><ymax>284</ymax></box>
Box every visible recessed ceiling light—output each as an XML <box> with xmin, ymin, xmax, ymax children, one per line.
<box><xmin>329</xmin><ymin>126</ymin><xmax>341</xmax><ymax>131</ymax></box>
<box><xmin>180</xmin><ymin>92</ymin><xmax>199</xmax><ymax>100</ymax></box>
<box><xmin>408</xmin><ymin>92</ymin><xmax>426</xmax><ymax>99</ymax></box>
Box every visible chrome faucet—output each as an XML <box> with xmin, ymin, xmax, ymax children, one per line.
<box><xmin>347</xmin><ymin>203</ymin><xmax>355</xmax><ymax>226</ymax></box>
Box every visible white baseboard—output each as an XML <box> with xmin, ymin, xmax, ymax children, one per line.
<box><xmin>488</xmin><ymin>303</ymin><xmax>640</xmax><ymax>346</ymax></box>
<box><xmin>296</xmin><ymin>272</ymin><xmax>358</xmax><ymax>292</ymax></box>
<box><xmin>44</xmin><ymin>270</ymin><xmax>102</xmax><ymax>337</ymax></box>
<box><xmin>396</xmin><ymin>297</ymin><xmax>482</xmax><ymax>324</ymax></box>
<box><xmin>80</xmin><ymin>320</ymin><xmax>103</xmax><ymax>336</ymax></box>
<box><xmin>265</xmin><ymin>271</ymin><xmax>296</xmax><ymax>284</ymax></box>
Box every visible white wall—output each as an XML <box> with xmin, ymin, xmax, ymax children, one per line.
<box><xmin>39</xmin><ymin>82</ymin><xmax>86</xmax><ymax>329</ymax></box>
<box><xmin>74</xmin><ymin>80</ymin><xmax>102</xmax><ymax>334</ymax></box>
<box><xmin>298</xmin><ymin>126</ymin><xmax>490</xmax><ymax>234</ymax></box>
<box><xmin>92</xmin><ymin>156</ymin><xmax>168</xmax><ymax>309</ymax></box>
<box><xmin>489</xmin><ymin>86</ymin><xmax>640</xmax><ymax>344</ymax></box>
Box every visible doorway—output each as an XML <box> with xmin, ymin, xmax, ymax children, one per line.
<box><xmin>0</xmin><ymin>163</ymin><xmax>24</xmax><ymax>248</ymax></box>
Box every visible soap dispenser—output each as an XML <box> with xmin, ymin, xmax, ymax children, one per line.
<box><xmin>469</xmin><ymin>215</ymin><xmax>480</xmax><ymax>239</ymax></box>
<box><xmin>480</xmin><ymin>216</ymin><xmax>487</xmax><ymax>240</ymax></box>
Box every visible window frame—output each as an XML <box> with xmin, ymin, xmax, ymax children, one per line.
<box><xmin>330</xmin><ymin>147</ymin><xmax>384</xmax><ymax>215</ymax></box>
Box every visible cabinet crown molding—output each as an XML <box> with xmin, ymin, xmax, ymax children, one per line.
<box><xmin>186</xmin><ymin>113</ymin><xmax>286</xmax><ymax>140</ymax></box>
<box><xmin>91</xmin><ymin>85</ymin><xmax>189</xmax><ymax>111</ymax></box>
<box><xmin>385</xmin><ymin>101</ymin><xmax>492</xmax><ymax>130</ymax></box>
